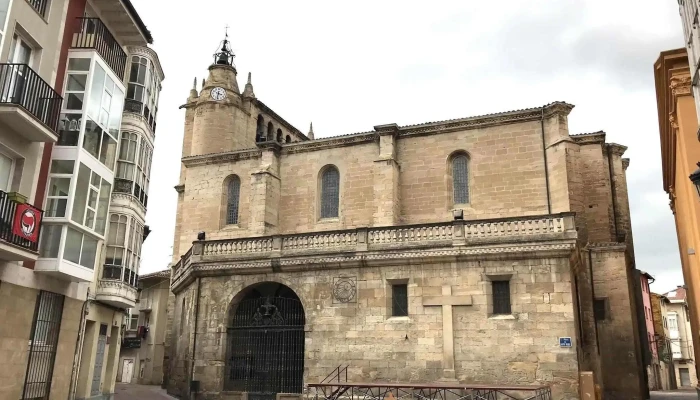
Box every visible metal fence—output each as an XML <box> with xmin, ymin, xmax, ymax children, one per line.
<box><xmin>22</xmin><ymin>291</ymin><xmax>65</xmax><ymax>400</ymax></box>
<box><xmin>0</xmin><ymin>190</ymin><xmax>43</xmax><ymax>252</ymax></box>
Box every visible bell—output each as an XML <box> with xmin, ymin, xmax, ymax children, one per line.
<box><xmin>216</xmin><ymin>52</ymin><xmax>229</xmax><ymax>65</ymax></box>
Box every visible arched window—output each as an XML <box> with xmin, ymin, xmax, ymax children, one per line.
<box><xmin>452</xmin><ymin>154</ymin><xmax>469</xmax><ymax>204</ymax></box>
<box><xmin>320</xmin><ymin>166</ymin><xmax>340</xmax><ymax>219</ymax></box>
<box><xmin>285</xmin><ymin>135</ymin><xmax>291</xmax><ymax>143</ymax></box>
<box><xmin>256</xmin><ymin>115</ymin><xmax>265</xmax><ymax>142</ymax></box>
<box><xmin>267</xmin><ymin>122</ymin><xmax>274</xmax><ymax>141</ymax></box>
<box><xmin>226</xmin><ymin>175</ymin><xmax>241</xmax><ymax>224</ymax></box>
<box><xmin>276</xmin><ymin>128</ymin><xmax>283</xmax><ymax>142</ymax></box>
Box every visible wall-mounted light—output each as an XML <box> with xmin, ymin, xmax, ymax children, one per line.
<box><xmin>197</xmin><ymin>231</ymin><xmax>206</xmax><ymax>241</ymax></box>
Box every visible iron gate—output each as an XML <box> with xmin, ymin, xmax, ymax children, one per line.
<box><xmin>225</xmin><ymin>296</ymin><xmax>305</xmax><ymax>400</ymax></box>
<box><xmin>21</xmin><ymin>291</ymin><xmax>65</xmax><ymax>400</ymax></box>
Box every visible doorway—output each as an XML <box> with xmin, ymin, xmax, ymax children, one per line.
<box><xmin>121</xmin><ymin>359</ymin><xmax>134</xmax><ymax>384</ymax></box>
<box><xmin>680</xmin><ymin>368</ymin><xmax>691</xmax><ymax>387</ymax></box>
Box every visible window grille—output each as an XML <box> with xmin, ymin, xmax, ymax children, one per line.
<box><xmin>226</xmin><ymin>176</ymin><xmax>241</xmax><ymax>224</ymax></box>
<box><xmin>320</xmin><ymin>167</ymin><xmax>339</xmax><ymax>218</ymax></box>
<box><xmin>391</xmin><ymin>284</ymin><xmax>408</xmax><ymax>317</ymax></box>
<box><xmin>452</xmin><ymin>155</ymin><xmax>469</xmax><ymax>204</ymax></box>
<box><xmin>492</xmin><ymin>281</ymin><xmax>511</xmax><ymax>315</ymax></box>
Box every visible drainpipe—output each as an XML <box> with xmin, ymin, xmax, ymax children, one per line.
<box><xmin>606</xmin><ymin>146</ymin><xmax>619</xmax><ymax>241</ymax></box>
<box><xmin>68</xmin><ymin>290</ymin><xmax>91</xmax><ymax>400</ymax></box>
<box><xmin>190</xmin><ymin>278</ymin><xmax>202</xmax><ymax>398</ymax></box>
<box><xmin>540</xmin><ymin>107</ymin><xmax>552</xmax><ymax>214</ymax></box>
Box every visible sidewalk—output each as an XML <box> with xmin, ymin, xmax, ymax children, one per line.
<box><xmin>114</xmin><ymin>383</ymin><xmax>178</xmax><ymax>400</ymax></box>
<box><xmin>650</xmin><ymin>390</ymin><xmax>697</xmax><ymax>400</ymax></box>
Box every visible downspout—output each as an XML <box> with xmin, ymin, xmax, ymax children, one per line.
<box><xmin>68</xmin><ymin>291</ymin><xmax>91</xmax><ymax>400</ymax></box>
<box><xmin>540</xmin><ymin>107</ymin><xmax>552</xmax><ymax>214</ymax></box>
<box><xmin>588</xmin><ymin>249</ymin><xmax>601</xmax><ymax>355</ymax></box>
<box><xmin>606</xmin><ymin>146</ymin><xmax>619</xmax><ymax>241</ymax></box>
<box><xmin>190</xmin><ymin>278</ymin><xmax>202</xmax><ymax>397</ymax></box>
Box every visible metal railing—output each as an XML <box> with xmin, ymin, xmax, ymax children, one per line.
<box><xmin>308</xmin><ymin>383</ymin><xmax>553</xmax><ymax>400</ymax></box>
<box><xmin>0</xmin><ymin>64</ymin><xmax>62</xmax><ymax>132</ymax></box>
<box><xmin>71</xmin><ymin>17</ymin><xmax>127</xmax><ymax>79</ymax></box>
<box><xmin>26</xmin><ymin>0</ymin><xmax>49</xmax><ymax>17</ymax></box>
<box><xmin>0</xmin><ymin>190</ymin><xmax>43</xmax><ymax>252</ymax></box>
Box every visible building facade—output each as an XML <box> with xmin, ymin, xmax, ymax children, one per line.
<box><xmin>675</xmin><ymin>1</ymin><xmax>700</xmax><ymax>120</ymax></box>
<box><xmin>0</xmin><ymin>0</ymin><xmax>161</xmax><ymax>399</ymax></box>
<box><xmin>0</xmin><ymin>0</ymin><xmax>87</xmax><ymax>398</ymax></box>
<box><xmin>655</xmin><ymin>47</ymin><xmax>700</xmax><ymax>391</ymax></box>
<box><xmin>651</xmin><ymin>292</ymin><xmax>678</xmax><ymax>390</ymax></box>
<box><xmin>163</xmin><ymin>42</ymin><xmax>648</xmax><ymax>400</ymax></box>
<box><xmin>637</xmin><ymin>271</ymin><xmax>659</xmax><ymax>392</ymax></box>
<box><xmin>117</xmin><ymin>270</ymin><xmax>170</xmax><ymax>385</ymax></box>
<box><xmin>663</xmin><ymin>286</ymin><xmax>699</xmax><ymax>388</ymax></box>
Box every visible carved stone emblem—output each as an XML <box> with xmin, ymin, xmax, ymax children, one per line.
<box><xmin>333</xmin><ymin>277</ymin><xmax>357</xmax><ymax>303</ymax></box>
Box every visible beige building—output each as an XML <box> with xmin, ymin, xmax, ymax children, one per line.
<box><xmin>117</xmin><ymin>270</ymin><xmax>170</xmax><ymax>385</ymax></box>
<box><xmin>163</xmin><ymin>41</ymin><xmax>648</xmax><ymax>400</ymax></box>
<box><xmin>663</xmin><ymin>286</ymin><xmax>699</xmax><ymax>389</ymax></box>
<box><xmin>651</xmin><ymin>292</ymin><xmax>679</xmax><ymax>391</ymax></box>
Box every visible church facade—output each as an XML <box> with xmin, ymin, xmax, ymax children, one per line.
<box><xmin>164</xmin><ymin>42</ymin><xmax>646</xmax><ymax>400</ymax></box>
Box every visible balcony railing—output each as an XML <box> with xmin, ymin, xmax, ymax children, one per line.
<box><xmin>114</xmin><ymin>178</ymin><xmax>148</xmax><ymax>208</ymax></box>
<box><xmin>0</xmin><ymin>190</ymin><xmax>43</xmax><ymax>252</ymax></box>
<box><xmin>0</xmin><ymin>64</ymin><xmax>62</xmax><ymax>131</ymax></box>
<box><xmin>172</xmin><ymin>213</ymin><xmax>576</xmax><ymax>288</ymax></box>
<box><xmin>26</xmin><ymin>0</ymin><xmax>49</xmax><ymax>17</ymax></box>
<box><xmin>71</xmin><ymin>17</ymin><xmax>127</xmax><ymax>79</ymax></box>
<box><xmin>123</xmin><ymin>99</ymin><xmax>157</xmax><ymax>134</ymax></box>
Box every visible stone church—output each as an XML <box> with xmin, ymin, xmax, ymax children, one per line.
<box><xmin>163</xmin><ymin>39</ymin><xmax>647</xmax><ymax>400</ymax></box>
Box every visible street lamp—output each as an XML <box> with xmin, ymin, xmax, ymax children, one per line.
<box><xmin>690</xmin><ymin>162</ymin><xmax>700</xmax><ymax>199</ymax></box>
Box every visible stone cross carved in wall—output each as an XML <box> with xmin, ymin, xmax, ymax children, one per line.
<box><xmin>422</xmin><ymin>286</ymin><xmax>472</xmax><ymax>381</ymax></box>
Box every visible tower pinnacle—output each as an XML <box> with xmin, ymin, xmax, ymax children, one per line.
<box><xmin>243</xmin><ymin>72</ymin><xmax>255</xmax><ymax>98</ymax></box>
<box><xmin>308</xmin><ymin>122</ymin><xmax>315</xmax><ymax>140</ymax></box>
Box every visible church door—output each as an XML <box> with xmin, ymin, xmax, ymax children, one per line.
<box><xmin>225</xmin><ymin>287</ymin><xmax>305</xmax><ymax>400</ymax></box>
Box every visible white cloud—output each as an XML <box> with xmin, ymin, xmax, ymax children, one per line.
<box><xmin>135</xmin><ymin>0</ymin><xmax>687</xmax><ymax>291</ymax></box>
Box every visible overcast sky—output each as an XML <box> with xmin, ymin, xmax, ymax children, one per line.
<box><xmin>135</xmin><ymin>0</ymin><xmax>685</xmax><ymax>293</ymax></box>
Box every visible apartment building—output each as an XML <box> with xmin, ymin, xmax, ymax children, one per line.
<box><xmin>675</xmin><ymin>1</ymin><xmax>700</xmax><ymax>119</ymax></box>
<box><xmin>663</xmin><ymin>286</ymin><xmax>699</xmax><ymax>388</ymax></box>
<box><xmin>117</xmin><ymin>270</ymin><xmax>169</xmax><ymax>385</ymax></box>
<box><xmin>0</xmin><ymin>0</ymin><xmax>162</xmax><ymax>399</ymax></box>
<box><xmin>651</xmin><ymin>292</ymin><xmax>678</xmax><ymax>390</ymax></box>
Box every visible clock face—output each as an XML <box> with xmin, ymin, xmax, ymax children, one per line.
<box><xmin>210</xmin><ymin>87</ymin><xmax>226</xmax><ymax>101</ymax></box>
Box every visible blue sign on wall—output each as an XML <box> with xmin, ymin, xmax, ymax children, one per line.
<box><xmin>559</xmin><ymin>337</ymin><xmax>572</xmax><ymax>348</ymax></box>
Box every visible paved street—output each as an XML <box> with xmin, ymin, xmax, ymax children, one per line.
<box><xmin>114</xmin><ymin>383</ymin><xmax>177</xmax><ymax>400</ymax></box>
<box><xmin>651</xmin><ymin>390</ymin><xmax>697</xmax><ymax>400</ymax></box>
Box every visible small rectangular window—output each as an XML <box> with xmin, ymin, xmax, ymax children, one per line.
<box><xmin>391</xmin><ymin>284</ymin><xmax>408</xmax><ymax>317</ymax></box>
<box><xmin>492</xmin><ymin>281</ymin><xmax>511</xmax><ymax>315</ymax></box>
<box><xmin>594</xmin><ymin>298</ymin><xmax>607</xmax><ymax>321</ymax></box>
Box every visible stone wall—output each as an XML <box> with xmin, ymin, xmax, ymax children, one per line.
<box><xmin>0</xmin><ymin>281</ymin><xmax>82</xmax><ymax>400</ymax></box>
<box><xmin>166</xmin><ymin>257</ymin><xmax>579</xmax><ymax>400</ymax></box>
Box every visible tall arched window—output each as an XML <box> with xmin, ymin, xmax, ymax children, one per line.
<box><xmin>452</xmin><ymin>154</ymin><xmax>469</xmax><ymax>204</ymax></box>
<box><xmin>226</xmin><ymin>175</ymin><xmax>241</xmax><ymax>224</ymax></box>
<box><xmin>276</xmin><ymin>128</ymin><xmax>283</xmax><ymax>142</ymax></box>
<box><xmin>285</xmin><ymin>135</ymin><xmax>292</xmax><ymax>143</ymax></box>
<box><xmin>320</xmin><ymin>166</ymin><xmax>340</xmax><ymax>219</ymax></box>
<box><xmin>267</xmin><ymin>122</ymin><xmax>274</xmax><ymax>141</ymax></box>
<box><xmin>256</xmin><ymin>115</ymin><xmax>265</xmax><ymax>142</ymax></box>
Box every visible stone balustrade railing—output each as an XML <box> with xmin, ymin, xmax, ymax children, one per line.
<box><xmin>170</xmin><ymin>213</ymin><xmax>575</xmax><ymax>289</ymax></box>
<box><xmin>194</xmin><ymin>213</ymin><xmax>574</xmax><ymax>258</ymax></box>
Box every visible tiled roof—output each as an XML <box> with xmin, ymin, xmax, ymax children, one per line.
<box><xmin>139</xmin><ymin>270</ymin><xmax>170</xmax><ymax>280</ymax></box>
<box><xmin>663</xmin><ymin>286</ymin><xmax>687</xmax><ymax>301</ymax></box>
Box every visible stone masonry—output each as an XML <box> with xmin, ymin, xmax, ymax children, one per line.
<box><xmin>164</xmin><ymin>50</ymin><xmax>647</xmax><ymax>400</ymax></box>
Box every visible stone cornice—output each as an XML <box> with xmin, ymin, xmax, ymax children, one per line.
<box><xmin>606</xmin><ymin>143</ymin><xmax>628</xmax><ymax>157</ymax></box>
<box><xmin>571</xmin><ymin>131</ymin><xmax>606</xmax><ymax>145</ymax></box>
<box><xmin>281</xmin><ymin>133</ymin><xmax>377</xmax><ymax>155</ymax></box>
<box><xmin>182</xmin><ymin>148</ymin><xmax>262</xmax><ymax>167</ymax></box>
<box><xmin>671</xmin><ymin>74</ymin><xmax>692</xmax><ymax>97</ymax></box>
<box><xmin>585</xmin><ymin>242</ymin><xmax>627</xmax><ymax>252</ymax></box>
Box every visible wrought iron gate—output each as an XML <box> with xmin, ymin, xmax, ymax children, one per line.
<box><xmin>226</xmin><ymin>296</ymin><xmax>305</xmax><ymax>400</ymax></box>
<box><xmin>21</xmin><ymin>290</ymin><xmax>64</xmax><ymax>400</ymax></box>
<box><xmin>91</xmin><ymin>324</ymin><xmax>108</xmax><ymax>396</ymax></box>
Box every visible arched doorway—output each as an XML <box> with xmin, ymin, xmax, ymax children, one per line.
<box><xmin>225</xmin><ymin>282</ymin><xmax>305</xmax><ymax>400</ymax></box>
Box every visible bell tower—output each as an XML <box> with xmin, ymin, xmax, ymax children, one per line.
<box><xmin>187</xmin><ymin>33</ymin><xmax>257</xmax><ymax>156</ymax></box>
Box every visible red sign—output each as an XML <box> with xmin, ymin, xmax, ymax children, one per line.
<box><xmin>13</xmin><ymin>204</ymin><xmax>41</xmax><ymax>243</ymax></box>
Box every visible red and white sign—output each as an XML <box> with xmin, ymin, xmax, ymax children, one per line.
<box><xmin>13</xmin><ymin>204</ymin><xmax>41</xmax><ymax>243</ymax></box>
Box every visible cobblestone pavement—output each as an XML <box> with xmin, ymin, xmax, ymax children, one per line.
<box><xmin>650</xmin><ymin>390</ymin><xmax>697</xmax><ymax>400</ymax></box>
<box><xmin>114</xmin><ymin>383</ymin><xmax>177</xmax><ymax>400</ymax></box>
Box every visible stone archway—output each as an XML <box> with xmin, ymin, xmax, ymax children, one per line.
<box><xmin>224</xmin><ymin>282</ymin><xmax>305</xmax><ymax>400</ymax></box>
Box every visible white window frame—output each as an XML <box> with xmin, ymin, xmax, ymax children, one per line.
<box><xmin>0</xmin><ymin>147</ymin><xmax>14</xmax><ymax>192</ymax></box>
<box><xmin>45</xmin><ymin>160</ymin><xmax>75</xmax><ymax>218</ymax></box>
<box><xmin>8</xmin><ymin>32</ymin><xmax>33</xmax><ymax>65</ymax></box>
